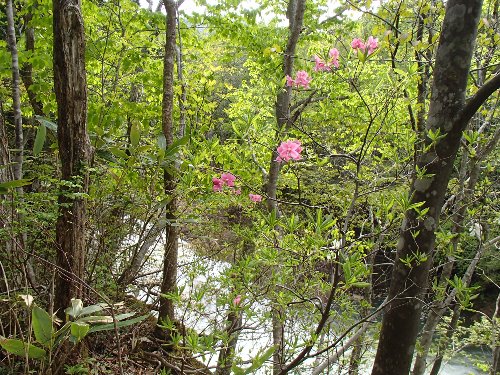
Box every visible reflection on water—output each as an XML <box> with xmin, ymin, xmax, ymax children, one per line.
<box><xmin>127</xmin><ymin>238</ymin><xmax>490</xmax><ymax>374</ymax></box>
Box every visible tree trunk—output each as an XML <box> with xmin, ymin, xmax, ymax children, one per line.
<box><xmin>266</xmin><ymin>1</ymin><xmax>306</xmax><ymax>372</ymax></box>
<box><xmin>371</xmin><ymin>1</ymin><xmax>490</xmax><ymax>374</ymax></box>
<box><xmin>53</xmin><ymin>0</ymin><xmax>92</xmax><ymax>316</ymax></box>
<box><xmin>413</xmin><ymin>125</ymin><xmax>500</xmax><ymax>375</ymax></box>
<box><xmin>491</xmin><ymin>292</ymin><xmax>500</xmax><ymax>375</ymax></box>
<box><xmin>6</xmin><ymin>0</ymin><xmax>23</xmax><ymax>183</ymax></box>
<box><xmin>21</xmin><ymin>11</ymin><xmax>45</xmax><ymax>117</ymax></box>
<box><xmin>216</xmin><ymin>311</ymin><xmax>243</xmax><ymax>375</ymax></box>
<box><xmin>157</xmin><ymin>0</ymin><xmax>179</xmax><ymax>330</ymax></box>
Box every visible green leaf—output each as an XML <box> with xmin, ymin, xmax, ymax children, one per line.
<box><xmin>35</xmin><ymin>116</ymin><xmax>57</xmax><ymax>132</ymax></box>
<box><xmin>240</xmin><ymin>346</ymin><xmax>275</xmax><ymax>374</ymax></box>
<box><xmin>79</xmin><ymin>303</ymin><xmax>106</xmax><ymax>316</ymax></box>
<box><xmin>164</xmin><ymin>134</ymin><xmax>190</xmax><ymax>158</ymax></box>
<box><xmin>0</xmin><ymin>179</ymin><xmax>32</xmax><ymax>192</ymax></box>
<box><xmin>0</xmin><ymin>338</ymin><xmax>46</xmax><ymax>359</ymax></box>
<box><xmin>33</xmin><ymin>124</ymin><xmax>46</xmax><ymax>156</ymax></box>
<box><xmin>109</xmin><ymin>146</ymin><xmax>129</xmax><ymax>160</ymax></box>
<box><xmin>70</xmin><ymin>322</ymin><xmax>90</xmax><ymax>343</ymax></box>
<box><xmin>88</xmin><ymin>314</ymin><xmax>149</xmax><ymax>333</ymax></box>
<box><xmin>32</xmin><ymin>306</ymin><xmax>53</xmax><ymax>348</ymax></box>
<box><xmin>157</xmin><ymin>134</ymin><xmax>167</xmax><ymax>150</ymax></box>
<box><xmin>130</xmin><ymin>123</ymin><xmax>140</xmax><ymax>147</ymax></box>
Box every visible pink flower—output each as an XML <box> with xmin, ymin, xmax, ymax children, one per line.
<box><xmin>329</xmin><ymin>48</ymin><xmax>340</xmax><ymax>68</ymax></box>
<box><xmin>276</xmin><ymin>140</ymin><xmax>303</xmax><ymax>163</ymax></box>
<box><xmin>221</xmin><ymin>172</ymin><xmax>236</xmax><ymax>187</ymax></box>
<box><xmin>212</xmin><ymin>177</ymin><xmax>223</xmax><ymax>192</ymax></box>
<box><xmin>286</xmin><ymin>71</ymin><xmax>312</xmax><ymax>89</ymax></box>
<box><xmin>313</xmin><ymin>55</ymin><xmax>331</xmax><ymax>72</ymax></box>
<box><xmin>351</xmin><ymin>36</ymin><xmax>378</xmax><ymax>55</ymax></box>
<box><xmin>234</xmin><ymin>188</ymin><xmax>241</xmax><ymax>195</ymax></box>
<box><xmin>294</xmin><ymin>70</ymin><xmax>311</xmax><ymax>89</ymax></box>
<box><xmin>233</xmin><ymin>295</ymin><xmax>242</xmax><ymax>306</ymax></box>
<box><xmin>249</xmin><ymin>194</ymin><xmax>262</xmax><ymax>202</ymax></box>
<box><xmin>351</xmin><ymin>38</ymin><xmax>366</xmax><ymax>51</ymax></box>
<box><xmin>366</xmin><ymin>36</ymin><xmax>378</xmax><ymax>54</ymax></box>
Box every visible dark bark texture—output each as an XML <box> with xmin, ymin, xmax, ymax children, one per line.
<box><xmin>158</xmin><ymin>0</ymin><xmax>179</xmax><ymax>326</ymax></box>
<box><xmin>371</xmin><ymin>0</ymin><xmax>486</xmax><ymax>374</ymax></box>
<box><xmin>53</xmin><ymin>0</ymin><xmax>92</xmax><ymax>316</ymax></box>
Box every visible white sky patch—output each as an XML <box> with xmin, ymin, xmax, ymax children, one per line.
<box><xmin>139</xmin><ymin>0</ymin><xmax>355</xmax><ymax>25</ymax></box>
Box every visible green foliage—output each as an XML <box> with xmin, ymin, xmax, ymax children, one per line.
<box><xmin>0</xmin><ymin>298</ymin><xmax>147</xmax><ymax>362</ymax></box>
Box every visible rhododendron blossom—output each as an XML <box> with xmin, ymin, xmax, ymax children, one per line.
<box><xmin>249</xmin><ymin>194</ymin><xmax>262</xmax><ymax>202</ymax></box>
<box><xmin>313</xmin><ymin>56</ymin><xmax>331</xmax><ymax>72</ymax></box>
<box><xmin>221</xmin><ymin>172</ymin><xmax>236</xmax><ymax>187</ymax></box>
<box><xmin>329</xmin><ymin>48</ymin><xmax>340</xmax><ymax>68</ymax></box>
<box><xmin>351</xmin><ymin>36</ymin><xmax>378</xmax><ymax>55</ymax></box>
<box><xmin>212</xmin><ymin>177</ymin><xmax>223</xmax><ymax>192</ymax></box>
<box><xmin>276</xmin><ymin>140</ymin><xmax>303</xmax><ymax>162</ymax></box>
<box><xmin>233</xmin><ymin>295</ymin><xmax>242</xmax><ymax>306</ymax></box>
<box><xmin>366</xmin><ymin>36</ymin><xmax>378</xmax><ymax>54</ymax></box>
<box><xmin>286</xmin><ymin>71</ymin><xmax>312</xmax><ymax>89</ymax></box>
<box><xmin>351</xmin><ymin>38</ymin><xmax>366</xmax><ymax>51</ymax></box>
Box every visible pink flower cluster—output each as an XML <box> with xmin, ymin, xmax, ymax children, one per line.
<box><xmin>286</xmin><ymin>70</ymin><xmax>312</xmax><ymax>89</ymax></box>
<box><xmin>276</xmin><ymin>140</ymin><xmax>303</xmax><ymax>163</ymax></box>
<box><xmin>213</xmin><ymin>172</ymin><xmax>240</xmax><ymax>194</ymax></box>
<box><xmin>212</xmin><ymin>171</ymin><xmax>263</xmax><ymax>202</ymax></box>
<box><xmin>249</xmin><ymin>194</ymin><xmax>262</xmax><ymax>202</ymax></box>
<box><xmin>351</xmin><ymin>36</ymin><xmax>378</xmax><ymax>55</ymax></box>
<box><xmin>313</xmin><ymin>48</ymin><xmax>340</xmax><ymax>72</ymax></box>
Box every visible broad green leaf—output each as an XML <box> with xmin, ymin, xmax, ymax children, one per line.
<box><xmin>79</xmin><ymin>303</ymin><xmax>106</xmax><ymax>316</ymax></box>
<box><xmin>35</xmin><ymin>116</ymin><xmax>57</xmax><ymax>132</ymax></box>
<box><xmin>33</xmin><ymin>123</ymin><xmax>46</xmax><ymax>156</ymax></box>
<box><xmin>88</xmin><ymin>314</ymin><xmax>149</xmax><ymax>333</ymax></box>
<box><xmin>70</xmin><ymin>322</ymin><xmax>90</xmax><ymax>343</ymax></box>
<box><xmin>0</xmin><ymin>179</ymin><xmax>32</xmax><ymax>191</ymax></box>
<box><xmin>130</xmin><ymin>123</ymin><xmax>140</xmax><ymax>147</ymax></box>
<box><xmin>109</xmin><ymin>146</ymin><xmax>129</xmax><ymax>160</ymax></box>
<box><xmin>0</xmin><ymin>338</ymin><xmax>46</xmax><ymax>359</ymax></box>
<box><xmin>32</xmin><ymin>306</ymin><xmax>53</xmax><ymax>348</ymax></box>
<box><xmin>157</xmin><ymin>134</ymin><xmax>167</xmax><ymax>150</ymax></box>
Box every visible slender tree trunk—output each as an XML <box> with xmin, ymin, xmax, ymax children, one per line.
<box><xmin>6</xmin><ymin>0</ymin><xmax>38</xmax><ymax>289</ymax></box>
<box><xmin>53</xmin><ymin>0</ymin><xmax>92</xmax><ymax>316</ymax></box>
<box><xmin>216</xmin><ymin>311</ymin><xmax>243</xmax><ymax>375</ymax></box>
<box><xmin>157</xmin><ymin>0</ymin><xmax>179</xmax><ymax>331</ymax></box>
<box><xmin>348</xmin><ymin>227</ymin><xmax>383</xmax><ymax>375</ymax></box>
<box><xmin>0</xmin><ymin>102</ymin><xmax>12</xmax><ymax>293</ymax></box>
<box><xmin>6</xmin><ymin>0</ymin><xmax>23</xmax><ymax>183</ymax></box>
<box><xmin>371</xmin><ymin>1</ymin><xmax>495</xmax><ymax>374</ymax></box>
<box><xmin>118</xmin><ymin>218</ymin><xmax>164</xmax><ymax>287</ymax></box>
<box><xmin>265</xmin><ymin>1</ymin><xmax>306</xmax><ymax>372</ymax></box>
<box><xmin>491</xmin><ymin>292</ymin><xmax>500</xmax><ymax>375</ymax></box>
<box><xmin>21</xmin><ymin>11</ymin><xmax>44</xmax><ymax>117</ymax></box>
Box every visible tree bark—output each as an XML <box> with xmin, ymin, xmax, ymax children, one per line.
<box><xmin>21</xmin><ymin>11</ymin><xmax>45</xmax><ymax>117</ymax></box>
<box><xmin>157</xmin><ymin>0</ymin><xmax>179</xmax><ymax>330</ymax></box>
<box><xmin>266</xmin><ymin>1</ymin><xmax>306</xmax><ymax>372</ymax></box>
<box><xmin>6</xmin><ymin>0</ymin><xmax>23</xmax><ymax>183</ymax></box>
<box><xmin>371</xmin><ymin>1</ymin><xmax>490</xmax><ymax>374</ymax></box>
<box><xmin>53</xmin><ymin>0</ymin><xmax>92</xmax><ymax>316</ymax></box>
<box><xmin>491</xmin><ymin>292</ymin><xmax>500</xmax><ymax>375</ymax></box>
<box><xmin>413</xmin><ymin>125</ymin><xmax>500</xmax><ymax>375</ymax></box>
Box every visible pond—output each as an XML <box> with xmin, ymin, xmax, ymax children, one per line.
<box><xmin>126</xmin><ymin>238</ymin><xmax>490</xmax><ymax>374</ymax></box>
